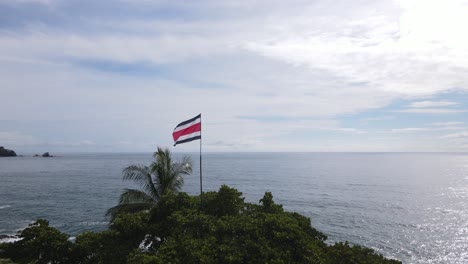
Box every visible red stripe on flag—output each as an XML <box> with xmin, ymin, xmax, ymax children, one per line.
<box><xmin>172</xmin><ymin>123</ymin><xmax>201</xmax><ymax>142</ymax></box>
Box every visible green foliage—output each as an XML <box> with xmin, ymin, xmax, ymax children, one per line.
<box><xmin>71</xmin><ymin>212</ymin><xmax>148</xmax><ymax>264</ymax></box>
<box><xmin>0</xmin><ymin>219</ymin><xmax>72</xmax><ymax>264</ymax></box>
<box><xmin>203</xmin><ymin>184</ymin><xmax>245</xmax><ymax>217</ymax></box>
<box><xmin>323</xmin><ymin>242</ymin><xmax>401</xmax><ymax>264</ymax></box>
<box><xmin>126</xmin><ymin>253</ymin><xmax>162</xmax><ymax>264</ymax></box>
<box><xmin>72</xmin><ymin>229</ymin><xmax>139</xmax><ymax>264</ymax></box>
<box><xmin>106</xmin><ymin>147</ymin><xmax>192</xmax><ymax>221</ymax></box>
<box><xmin>259</xmin><ymin>191</ymin><xmax>283</xmax><ymax>213</ymax></box>
<box><xmin>1</xmin><ymin>186</ymin><xmax>401</xmax><ymax>264</ymax></box>
<box><xmin>0</xmin><ymin>259</ymin><xmax>17</xmax><ymax>264</ymax></box>
<box><xmin>136</xmin><ymin>186</ymin><xmax>398</xmax><ymax>264</ymax></box>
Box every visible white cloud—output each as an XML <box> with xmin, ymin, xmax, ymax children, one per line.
<box><xmin>439</xmin><ymin>131</ymin><xmax>468</xmax><ymax>150</ymax></box>
<box><xmin>243</xmin><ymin>0</ymin><xmax>468</xmax><ymax>96</ymax></box>
<box><xmin>9</xmin><ymin>0</ymin><xmax>54</xmax><ymax>5</ymax></box>
<box><xmin>441</xmin><ymin>132</ymin><xmax>468</xmax><ymax>139</ymax></box>
<box><xmin>397</xmin><ymin>108</ymin><xmax>466</xmax><ymax>114</ymax></box>
<box><xmin>398</xmin><ymin>101</ymin><xmax>465</xmax><ymax>114</ymax></box>
<box><xmin>408</xmin><ymin>101</ymin><xmax>459</xmax><ymax>108</ymax></box>
<box><xmin>391</xmin><ymin>128</ymin><xmax>428</xmax><ymax>132</ymax></box>
<box><xmin>78</xmin><ymin>140</ymin><xmax>95</xmax><ymax>146</ymax></box>
<box><xmin>0</xmin><ymin>0</ymin><xmax>467</xmax><ymax>151</ymax></box>
<box><xmin>430</xmin><ymin>121</ymin><xmax>464</xmax><ymax>126</ymax></box>
<box><xmin>389</xmin><ymin>122</ymin><xmax>465</xmax><ymax>134</ymax></box>
<box><xmin>427</xmin><ymin>121</ymin><xmax>465</xmax><ymax>131</ymax></box>
<box><xmin>1</xmin><ymin>0</ymin><xmax>466</xmax><ymax>113</ymax></box>
<box><xmin>327</xmin><ymin>128</ymin><xmax>367</xmax><ymax>134</ymax></box>
<box><xmin>0</xmin><ymin>131</ymin><xmax>39</xmax><ymax>146</ymax></box>
<box><xmin>361</xmin><ymin>116</ymin><xmax>395</xmax><ymax>122</ymax></box>
<box><xmin>0</xmin><ymin>34</ymin><xmax>229</xmax><ymax>65</ymax></box>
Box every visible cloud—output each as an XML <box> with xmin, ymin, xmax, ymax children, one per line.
<box><xmin>78</xmin><ymin>140</ymin><xmax>95</xmax><ymax>146</ymax></box>
<box><xmin>408</xmin><ymin>101</ymin><xmax>459</xmax><ymax>108</ymax></box>
<box><xmin>361</xmin><ymin>116</ymin><xmax>395</xmax><ymax>122</ymax></box>
<box><xmin>430</xmin><ymin>121</ymin><xmax>464</xmax><ymax>126</ymax></box>
<box><xmin>397</xmin><ymin>108</ymin><xmax>466</xmax><ymax>114</ymax></box>
<box><xmin>391</xmin><ymin>128</ymin><xmax>428</xmax><ymax>132</ymax></box>
<box><xmin>0</xmin><ymin>34</ymin><xmax>229</xmax><ymax>65</ymax></box>
<box><xmin>427</xmin><ymin>121</ymin><xmax>465</xmax><ymax>130</ymax></box>
<box><xmin>243</xmin><ymin>0</ymin><xmax>468</xmax><ymax>97</ymax></box>
<box><xmin>9</xmin><ymin>0</ymin><xmax>53</xmax><ymax>5</ymax></box>
<box><xmin>0</xmin><ymin>131</ymin><xmax>39</xmax><ymax>146</ymax></box>
<box><xmin>0</xmin><ymin>0</ymin><xmax>467</xmax><ymax>151</ymax></box>
<box><xmin>397</xmin><ymin>100</ymin><xmax>465</xmax><ymax>114</ymax></box>
<box><xmin>440</xmin><ymin>131</ymin><xmax>468</xmax><ymax>150</ymax></box>
<box><xmin>0</xmin><ymin>0</ymin><xmax>56</xmax><ymax>6</ymax></box>
<box><xmin>441</xmin><ymin>132</ymin><xmax>468</xmax><ymax>139</ymax></box>
<box><xmin>389</xmin><ymin>121</ymin><xmax>465</xmax><ymax>134</ymax></box>
<box><xmin>326</xmin><ymin>128</ymin><xmax>367</xmax><ymax>134</ymax></box>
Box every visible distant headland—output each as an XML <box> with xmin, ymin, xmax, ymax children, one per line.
<box><xmin>0</xmin><ymin>147</ymin><xmax>16</xmax><ymax>157</ymax></box>
<box><xmin>0</xmin><ymin>147</ymin><xmax>56</xmax><ymax>158</ymax></box>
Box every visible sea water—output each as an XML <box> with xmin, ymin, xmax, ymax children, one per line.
<box><xmin>1</xmin><ymin>152</ymin><xmax>468</xmax><ymax>263</ymax></box>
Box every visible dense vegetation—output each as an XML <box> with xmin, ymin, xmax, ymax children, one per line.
<box><xmin>0</xmin><ymin>148</ymin><xmax>401</xmax><ymax>263</ymax></box>
<box><xmin>0</xmin><ymin>185</ymin><xmax>400</xmax><ymax>264</ymax></box>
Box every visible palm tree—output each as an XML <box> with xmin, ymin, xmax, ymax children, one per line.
<box><xmin>106</xmin><ymin>147</ymin><xmax>192</xmax><ymax>221</ymax></box>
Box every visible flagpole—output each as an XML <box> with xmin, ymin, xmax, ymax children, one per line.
<box><xmin>199</xmin><ymin>113</ymin><xmax>203</xmax><ymax>206</ymax></box>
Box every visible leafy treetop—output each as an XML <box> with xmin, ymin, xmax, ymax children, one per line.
<box><xmin>1</xmin><ymin>185</ymin><xmax>401</xmax><ymax>264</ymax></box>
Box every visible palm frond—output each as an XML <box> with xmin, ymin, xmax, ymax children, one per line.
<box><xmin>107</xmin><ymin>147</ymin><xmax>193</xmax><ymax>222</ymax></box>
<box><xmin>122</xmin><ymin>164</ymin><xmax>159</xmax><ymax>200</ymax></box>
<box><xmin>105</xmin><ymin>202</ymin><xmax>153</xmax><ymax>222</ymax></box>
<box><xmin>118</xmin><ymin>188</ymin><xmax>155</xmax><ymax>204</ymax></box>
<box><xmin>152</xmin><ymin>147</ymin><xmax>172</xmax><ymax>175</ymax></box>
<box><xmin>173</xmin><ymin>156</ymin><xmax>193</xmax><ymax>176</ymax></box>
<box><xmin>168</xmin><ymin>156</ymin><xmax>192</xmax><ymax>192</ymax></box>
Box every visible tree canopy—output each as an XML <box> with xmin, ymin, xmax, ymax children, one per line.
<box><xmin>1</xmin><ymin>185</ymin><xmax>401</xmax><ymax>264</ymax></box>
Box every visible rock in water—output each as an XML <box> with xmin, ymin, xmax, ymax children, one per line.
<box><xmin>41</xmin><ymin>152</ymin><xmax>51</xmax><ymax>157</ymax></box>
<box><xmin>0</xmin><ymin>146</ymin><xmax>17</xmax><ymax>157</ymax></box>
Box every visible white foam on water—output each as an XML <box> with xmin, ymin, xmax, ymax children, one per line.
<box><xmin>78</xmin><ymin>221</ymin><xmax>109</xmax><ymax>226</ymax></box>
<box><xmin>0</xmin><ymin>205</ymin><xmax>11</xmax><ymax>209</ymax></box>
<box><xmin>0</xmin><ymin>237</ymin><xmax>22</xmax><ymax>244</ymax></box>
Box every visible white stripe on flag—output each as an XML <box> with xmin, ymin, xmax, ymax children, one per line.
<box><xmin>173</xmin><ymin>117</ymin><xmax>201</xmax><ymax>133</ymax></box>
<box><xmin>175</xmin><ymin>131</ymin><xmax>201</xmax><ymax>142</ymax></box>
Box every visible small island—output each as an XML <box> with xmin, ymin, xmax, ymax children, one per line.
<box><xmin>0</xmin><ymin>147</ymin><xmax>17</xmax><ymax>157</ymax></box>
<box><xmin>33</xmin><ymin>152</ymin><xmax>54</xmax><ymax>157</ymax></box>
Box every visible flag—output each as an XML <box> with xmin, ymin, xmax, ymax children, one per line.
<box><xmin>173</xmin><ymin>114</ymin><xmax>201</xmax><ymax>146</ymax></box>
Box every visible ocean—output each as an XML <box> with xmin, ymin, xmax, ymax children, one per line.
<box><xmin>1</xmin><ymin>152</ymin><xmax>468</xmax><ymax>263</ymax></box>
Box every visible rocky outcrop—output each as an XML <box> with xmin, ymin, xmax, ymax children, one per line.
<box><xmin>33</xmin><ymin>152</ymin><xmax>54</xmax><ymax>157</ymax></box>
<box><xmin>0</xmin><ymin>147</ymin><xmax>17</xmax><ymax>157</ymax></box>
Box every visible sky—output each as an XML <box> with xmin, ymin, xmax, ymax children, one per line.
<box><xmin>1</xmin><ymin>0</ymin><xmax>468</xmax><ymax>152</ymax></box>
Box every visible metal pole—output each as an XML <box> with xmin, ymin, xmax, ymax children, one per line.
<box><xmin>200</xmin><ymin>114</ymin><xmax>203</xmax><ymax>206</ymax></box>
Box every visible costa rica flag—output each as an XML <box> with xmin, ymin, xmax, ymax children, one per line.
<box><xmin>172</xmin><ymin>114</ymin><xmax>201</xmax><ymax>146</ymax></box>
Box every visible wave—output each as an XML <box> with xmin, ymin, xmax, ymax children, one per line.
<box><xmin>0</xmin><ymin>205</ymin><xmax>11</xmax><ymax>210</ymax></box>
<box><xmin>0</xmin><ymin>235</ymin><xmax>22</xmax><ymax>244</ymax></box>
<box><xmin>78</xmin><ymin>221</ymin><xmax>109</xmax><ymax>226</ymax></box>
